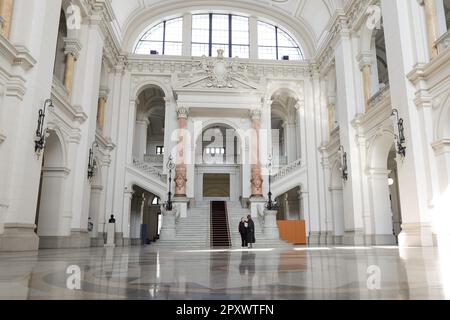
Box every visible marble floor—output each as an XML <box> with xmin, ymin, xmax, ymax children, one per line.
<box><xmin>0</xmin><ymin>245</ymin><xmax>449</xmax><ymax>300</ymax></box>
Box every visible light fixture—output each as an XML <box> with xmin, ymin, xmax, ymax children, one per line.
<box><xmin>388</xmin><ymin>178</ymin><xmax>394</xmax><ymax>186</ymax></box>
<box><xmin>34</xmin><ymin>99</ymin><xmax>54</xmax><ymax>157</ymax></box>
<box><xmin>163</xmin><ymin>155</ymin><xmax>176</xmax><ymax>211</ymax></box>
<box><xmin>338</xmin><ymin>145</ymin><xmax>349</xmax><ymax>182</ymax></box>
<box><xmin>391</xmin><ymin>108</ymin><xmax>406</xmax><ymax>158</ymax></box>
<box><xmin>87</xmin><ymin>141</ymin><xmax>99</xmax><ymax>180</ymax></box>
<box><xmin>265</xmin><ymin>154</ymin><xmax>279</xmax><ymax>211</ymax></box>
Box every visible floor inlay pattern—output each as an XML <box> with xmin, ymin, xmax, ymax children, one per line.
<box><xmin>0</xmin><ymin>246</ymin><xmax>448</xmax><ymax>300</ymax></box>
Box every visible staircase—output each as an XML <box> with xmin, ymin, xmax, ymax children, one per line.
<box><xmin>153</xmin><ymin>204</ymin><xmax>210</xmax><ymax>249</ymax></box>
<box><xmin>210</xmin><ymin>201</ymin><xmax>231</xmax><ymax>247</ymax></box>
<box><xmin>154</xmin><ymin>202</ymin><xmax>291</xmax><ymax>249</ymax></box>
<box><xmin>226</xmin><ymin>202</ymin><xmax>292</xmax><ymax>248</ymax></box>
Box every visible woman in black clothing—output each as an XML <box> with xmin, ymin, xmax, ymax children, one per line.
<box><xmin>238</xmin><ymin>218</ymin><xmax>247</xmax><ymax>248</ymax></box>
<box><xmin>246</xmin><ymin>215</ymin><xmax>255</xmax><ymax>248</ymax></box>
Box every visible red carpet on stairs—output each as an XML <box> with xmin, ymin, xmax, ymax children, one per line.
<box><xmin>210</xmin><ymin>201</ymin><xmax>231</xmax><ymax>247</ymax></box>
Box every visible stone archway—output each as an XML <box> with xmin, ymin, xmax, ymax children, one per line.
<box><xmin>36</xmin><ymin>131</ymin><xmax>70</xmax><ymax>248</ymax></box>
<box><xmin>330</xmin><ymin>160</ymin><xmax>344</xmax><ymax>244</ymax></box>
<box><xmin>367</xmin><ymin>132</ymin><xmax>397</xmax><ymax>245</ymax></box>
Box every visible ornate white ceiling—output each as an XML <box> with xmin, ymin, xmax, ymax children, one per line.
<box><xmin>109</xmin><ymin>0</ymin><xmax>349</xmax><ymax>55</ymax></box>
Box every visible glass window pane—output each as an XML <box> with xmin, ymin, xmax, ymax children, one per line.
<box><xmin>232</xmin><ymin>16</ymin><xmax>249</xmax><ymax>45</ymax></box>
<box><xmin>192</xmin><ymin>43</ymin><xmax>209</xmax><ymax>57</ymax></box>
<box><xmin>192</xmin><ymin>14</ymin><xmax>210</xmax><ymax>44</ymax></box>
<box><xmin>144</xmin><ymin>23</ymin><xmax>164</xmax><ymax>42</ymax></box>
<box><xmin>165</xmin><ymin>18</ymin><xmax>183</xmax><ymax>42</ymax></box>
<box><xmin>212</xmin><ymin>14</ymin><xmax>229</xmax><ymax>45</ymax></box>
<box><xmin>258</xmin><ymin>46</ymin><xmax>277</xmax><ymax>60</ymax></box>
<box><xmin>258</xmin><ymin>22</ymin><xmax>276</xmax><ymax>46</ymax></box>
<box><xmin>277</xmin><ymin>28</ymin><xmax>298</xmax><ymax>48</ymax></box>
<box><xmin>136</xmin><ymin>41</ymin><xmax>163</xmax><ymax>55</ymax></box>
<box><xmin>232</xmin><ymin>45</ymin><xmax>249</xmax><ymax>58</ymax></box>
<box><xmin>165</xmin><ymin>42</ymin><xmax>182</xmax><ymax>56</ymax></box>
<box><xmin>278</xmin><ymin>46</ymin><xmax>303</xmax><ymax>61</ymax></box>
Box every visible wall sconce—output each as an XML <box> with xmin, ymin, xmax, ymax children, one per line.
<box><xmin>338</xmin><ymin>145</ymin><xmax>349</xmax><ymax>182</ymax></box>
<box><xmin>34</xmin><ymin>99</ymin><xmax>54</xmax><ymax>157</ymax></box>
<box><xmin>391</xmin><ymin>108</ymin><xmax>406</xmax><ymax>158</ymax></box>
<box><xmin>87</xmin><ymin>141</ymin><xmax>99</xmax><ymax>180</ymax></box>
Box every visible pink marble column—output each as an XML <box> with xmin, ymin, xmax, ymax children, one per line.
<box><xmin>175</xmin><ymin>107</ymin><xmax>188</xmax><ymax>197</ymax></box>
<box><xmin>250</xmin><ymin>109</ymin><xmax>263</xmax><ymax>197</ymax></box>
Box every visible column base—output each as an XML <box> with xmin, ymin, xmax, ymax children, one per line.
<box><xmin>334</xmin><ymin>235</ymin><xmax>343</xmax><ymax>245</ymax></box>
<box><xmin>372</xmin><ymin>234</ymin><xmax>397</xmax><ymax>246</ymax></box>
<box><xmin>319</xmin><ymin>232</ymin><xmax>327</xmax><ymax>245</ymax></box>
<box><xmin>308</xmin><ymin>232</ymin><xmax>321</xmax><ymax>245</ymax></box>
<box><xmin>173</xmin><ymin>197</ymin><xmax>189</xmax><ymax>218</ymax></box>
<box><xmin>0</xmin><ymin>224</ymin><xmax>39</xmax><ymax>252</ymax></box>
<box><xmin>130</xmin><ymin>238</ymin><xmax>143</xmax><ymax>246</ymax></box>
<box><xmin>115</xmin><ymin>232</ymin><xmax>124</xmax><ymax>246</ymax></box>
<box><xmin>123</xmin><ymin>238</ymin><xmax>131</xmax><ymax>247</ymax></box>
<box><xmin>39</xmin><ymin>230</ymin><xmax>91</xmax><ymax>249</ymax></box>
<box><xmin>398</xmin><ymin>223</ymin><xmax>436</xmax><ymax>247</ymax></box>
<box><xmin>325</xmin><ymin>232</ymin><xmax>335</xmax><ymax>245</ymax></box>
<box><xmin>249</xmin><ymin>196</ymin><xmax>266</xmax><ymax>218</ymax></box>
<box><xmin>343</xmin><ymin>230</ymin><xmax>365</xmax><ymax>246</ymax></box>
<box><xmin>90</xmin><ymin>236</ymin><xmax>105</xmax><ymax>247</ymax></box>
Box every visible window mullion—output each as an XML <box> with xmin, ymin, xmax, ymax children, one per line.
<box><xmin>275</xmin><ymin>26</ymin><xmax>279</xmax><ymax>60</ymax></box>
<box><xmin>229</xmin><ymin>14</ymin><xmax>233</xmax><ymax>58</ymax></box>
<box><xmin>209</xmin><ymin>13</ymin><xmax>213</xmax><ymax>56</ymax></box>
<box><xmin>162</xmin><ymin>20</ymin><xmax>166</xmax><ymax>55</ymax></box>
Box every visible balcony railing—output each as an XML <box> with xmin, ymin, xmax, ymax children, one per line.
<box><xmin>272</xmin><ymin>159</ymin><xmax>303</xmax><ymax>182</ymax></box>
<box><xmin>367</xmin><ymin>83</ymin><xmax>390</xmax><ymax>109</ymax></box>
<box><xmin>436</xmin><ymin>29</ymin><xmax>450</xmax><ymax>54</ymax></box>
<box><xmin>144</xmin><ymin>154</ymin><xmax>164</xmax><ymax>164</ymax></box>
<box><xmin>132</xmin><ymin>159</ymin><xmax>163</xmax><ymax>178</ymax></box>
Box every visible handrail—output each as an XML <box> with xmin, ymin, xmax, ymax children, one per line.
<box><xmin>272</xmin><ymin>158</ymin><xmax>303</xmax><ymax>182</ymax></box>
<box><xmin>436</xmin><ymin>29</ymin><xmax>450</xmax><ymax>54</ymax></box>
<box><xmin>131</xmin><ymin>158</ymin><xmax>163</xmax><ymax>179</ymax></box>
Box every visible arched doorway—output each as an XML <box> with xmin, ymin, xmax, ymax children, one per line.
<box><xmin>270</xmin><ymin>89</ymin><xmax>301</xmax><ymax>166</ymax></box>
<box><xmin>330</xmin><ymin>160</ymin><xmax>345</xmax><ymax>244</ymax></box>
<box><xmin>129</xmin><ymin>185</ymin><xmax>162</xmax><ymax>245</ymax></box>
<box><xmin>194</xmin><ymin>123</ymin><xmax>243</xmax><ymax>203</ymax></box>
<box><xmin>133</xmin><ymin>86</ymin><xmax>166</xmax><ymax>166</ymax></box>
<box><xmin>367</xmin><ymin>133</ymin><xmax>400</xmax><ymax>245</ymax></box>
<box><xmin>35</xmin><ymin>131</ymin><xmax>70</xmax><ymax>247</ymax></box>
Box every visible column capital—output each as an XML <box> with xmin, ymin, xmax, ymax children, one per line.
<box><xmin>176</xmin><ymin>106</ymin><xmax>189</xmax><ymax>119</ymax></box>
<box><xmin>356</xmin><ymin>52</ymin><xmax>373</xmax><ymax>71</ymax></box>
<box><xmin>64</xmin><ymin>38</ymin><xmax>82</xmax><ymax>60</ymax></box>
<box><xmin>99</xmin><ymin>86</ymin><xmax>110</xmax><ymax>101</ymax></box>
<box><xmin>294</xmin><ymin>100</ymin><xmax>305</xmax><ymax>110</ymax></box>
<box><xmin>250</xmin><ymin>108</ymin><xmax>262</xmax><ymax>121</ymax></box>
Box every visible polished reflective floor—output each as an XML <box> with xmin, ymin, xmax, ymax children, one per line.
<box><xmin>0</xmin><ymin>245</ymin><xmax>449</xmax><ymax>300</ymax></box>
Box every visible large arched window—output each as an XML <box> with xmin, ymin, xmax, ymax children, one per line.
<box><xmin>134</xmin><ymin>17</ymin><xmax>183</xmax><ymax>55</ymax></box>
<box><xmin>133</xmin><ymin>13</ymin><xmax>306</xmax><ymax>60</ymax></box>
<box><xmin>192</xmin><ymin>14</ymin><xmax>250</xmax><ymax>58</ymax></box>
<box><xmin>258</xmin><ymin>21</ymin><xmax>304</xmax><ymax>60</ymax></box>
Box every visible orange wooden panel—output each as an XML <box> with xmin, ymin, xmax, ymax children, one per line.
<box><xmin>277</xmin><ymin>221</ymin><xmax>307</xmax><ymax>245</ymax></box>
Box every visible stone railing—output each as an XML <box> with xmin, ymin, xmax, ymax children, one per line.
<box><xmin>436</xmin><ymin>29</ymin><xmax>450</xmax><ymax>54</ymax></box>
<box><xmin>144</xmin><ymin>154</ymin><xmax>164</xmax><ymax>164</ymax></box>
<box><xmin>272</xmin><ymin>158</ymin><xmax>303</xmax><ymax>182</ymax></box>
<box><xmin>132</xmin><ymin>159</ymin><xmax>163</xmax><ymax>179</ymax></box>
<box><xmin>368</xmin><ymin>83</ymin><xmax>390</xmax><ymax>109</ymax></box>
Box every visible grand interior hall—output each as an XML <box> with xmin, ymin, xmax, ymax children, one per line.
<box><xmin>0</xmin><ymin>0</ymin><xmax>450</xmax><ymax>301</ymax></box>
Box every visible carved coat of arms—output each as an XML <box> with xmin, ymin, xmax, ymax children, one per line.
<box><xmin>199</xmin><ymin>49</ymin><xmax>249</xmax><ymax>88</ymax></box>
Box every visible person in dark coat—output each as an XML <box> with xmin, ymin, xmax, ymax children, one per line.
<box><xmin>238</xmin><ymin>218</ymin><xmax>247</xmax><ymax>248</ymax></box>
<box><xmin>246</xmin><ymin>215</ymin><xmax>255</xmax><ymax>248</ymax></box>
